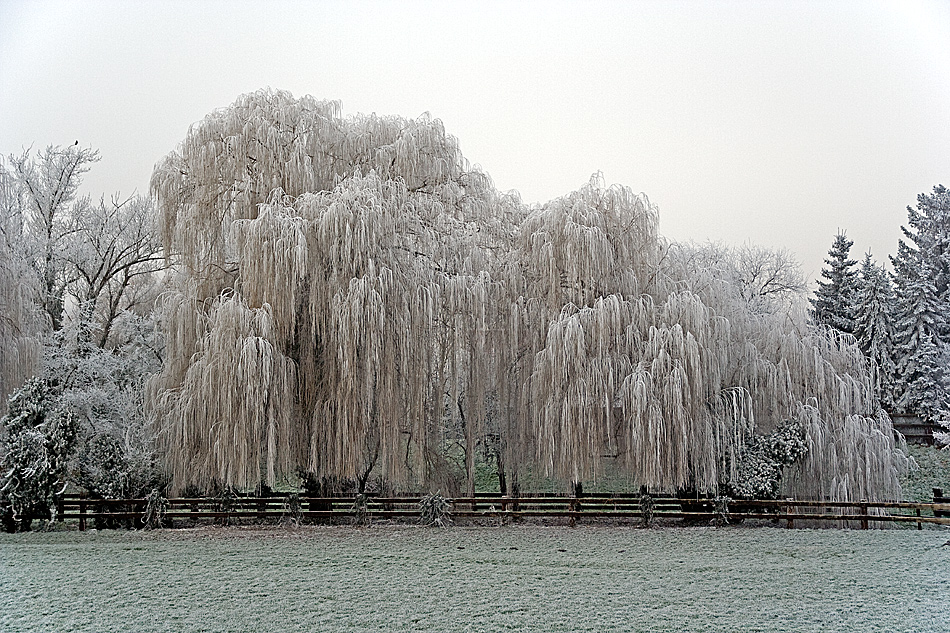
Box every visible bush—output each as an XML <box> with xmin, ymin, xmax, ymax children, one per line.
<box><xmin>0</xmin><ymin>378</ymin><xmax>77</xmax><ymax>532</ymax></box>
<box><xmin>74</xmin><ymin>432</ymin><xmax>166</xmax><ymax>500</ymax></box>
<box><xmin>419</xmin><ymin>492</ymin><xmax>452</xmax><ymax>527</ymax></box>
<box><xmin>283</xmin><ymin>492</ymin><xmax>303</xmax><ymax>527</ymax></box>
<box><xmin>141</xmin><ymin>488</ymin><xmax>169</xmax><ymax>529</ymax></box>
<box><xmin>639</xmin><ymin>492</ymin><xmax>654</xmax><ymax>528</ymax></box>
<box><xmin>724</xmin><ymin>420</ymin><xmax>808</xmax><ymax>499</ymax></box>
<box><xmin>351</xmin><ymin>493</ymin><xmax>369</xmax><ymax>526</ymax></box>
<box><xmin>76</xmin><ymin>433</ymin><xmax>127</xmax><ymax>498</ymax></box>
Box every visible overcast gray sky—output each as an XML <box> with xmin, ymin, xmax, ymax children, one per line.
<box><xmin>1</xmin><ymin>0</ymin><xmax>948</xmax><ymax>281</ymax></box>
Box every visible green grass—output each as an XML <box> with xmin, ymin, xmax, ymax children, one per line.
<box><xmin>901</xmin><ymin>444</ymin><xmax>950</xmax><ymax>502</ymax></box>
<box><xmin>1</xmin><ymin>524</ymin><xmax>947</xmax><ymax>632</ymax></box>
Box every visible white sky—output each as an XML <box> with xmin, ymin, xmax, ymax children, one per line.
<box><xmin>1</xmin><ymin>0</ymin><xmax>948</xmax><ymax>282</ymax></box>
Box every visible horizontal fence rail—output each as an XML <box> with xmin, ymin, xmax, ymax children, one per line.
<box><xmin>53</xmin><ymin>494</ymin><xmax>950</xmax><ymax>531</ymax></box>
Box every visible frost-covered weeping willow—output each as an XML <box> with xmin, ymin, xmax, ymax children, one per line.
<box><xmin>0</xmin><ymin>171</ymin><xmax>42</xmax><ymax>402</ymax></box>
<box><xmin>0</xmin><ymin>240</ymin><xmax>41</xmax><ymax>401</ymax></box>
<box><xmin>149</xmin><ymin>88</ymin><xmax>906</xmax><ymax>500</ymax></box>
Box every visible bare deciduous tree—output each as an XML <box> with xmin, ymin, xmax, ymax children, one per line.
<box><xmin>65</xmin><ymin>194</ymin><xmax>163</xmax><ymax>347</ymax></box>
<box><xmin>7</xmin><ymin>145</ymin><xmax>100</xmax><ymax>331</ymax></box>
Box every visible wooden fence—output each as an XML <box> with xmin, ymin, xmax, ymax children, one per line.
<box><xmin>54</xmin><ymin>492</ymin><xmax>950</xmax><ymax>531</ymax></box>
<box><xmin>891</xmin><ymin>414</ymin><xmax>937</xmax><ymax>445</ymax></box>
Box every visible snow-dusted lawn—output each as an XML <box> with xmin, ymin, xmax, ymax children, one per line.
<box><xmin>1</xmin><ymin>525</ymin><xmax>947</xmax><ymax>632</ymax></box>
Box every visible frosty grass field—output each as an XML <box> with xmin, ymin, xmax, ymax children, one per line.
<box><xmin>1</xmin><ymin>524</ymin><xmax>947</xmax><ymax>633</ymax></box>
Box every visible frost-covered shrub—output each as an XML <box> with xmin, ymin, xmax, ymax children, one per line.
<box><xmin>639</xmin><ymin>492</ymin><xmax>654</xmax><ymax>528</ymax></box>
<box><xmin>725</xmin><ymin>420</ymin><xmax>808</xmax><ymax>499</ymax></box>
<box><xmin>46</xmin><ymin>313</ymin><xmax>165</xmax><ymax>499</ymax></box>
<box><xmin>141</xmin><ymin>488</ymin><xmax>169</xmax><ymax>529</ymax></box>
<box><xmin>74</xmin><ymin>431</ymin><xmax>165</xmax><ymax>500</ymax></box>
<box><xmin>712</xmin><ymin>496</ymin><xmax>730</xmax><ymax>526</ymax></box>
<box><xmin>0</xmin><ymin>378</ymin><xmax>76</xmax><ymax>532</ymax></box>
<box><xmin>212</xmin><ymin>483</ymin><xmax>239</xmax><ymax>526</ymax></box>
<box><xmin>283</xmin><ymin>492</ymin><xmax>303</xmax><ymax>527</ymax></box>
<box><xmin>352</xmin><ymin>493</ymin><xmax>369</xmax><ymax>526</ymax></box>
<box><xmin>419</xmin><ymin>492</ymin><xmax>452</xmax><ymax>527</ymax></box>
<box><xmin>76</xmin><ymin>433</ymin><xmax>127</xmax><ymax>498</ymax></box>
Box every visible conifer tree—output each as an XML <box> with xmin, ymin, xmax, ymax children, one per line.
<box><xmin>851</xmin><ymin>253</ymin><xmax>896</xmax><ymax>409</ymax></box>
<box><xmin>810</xmin><ymin>231</ymin><xmax>858</xmax><ymax>333</ymax></box>
<box><xmin>889</xmin><ymin>185</ymin><xmax>950</xmax><ymax>426</ymax></box>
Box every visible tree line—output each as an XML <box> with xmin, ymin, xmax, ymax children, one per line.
<box><xmin>811</xmin><ymin>186</ymin><xmax>950</xmax><ymax>441</ymax></box>
<box><xmin>0</xmin><ymin>145</ymin><xmax>164</xmax><ymax>531</ymax></box>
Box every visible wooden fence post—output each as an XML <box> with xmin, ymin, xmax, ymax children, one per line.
<box><xmin>785</xmin><ymin>498</ymin><xmax>793</xmax><ymax>529</ymax></box>
<box><xmin>860</xmin><ymin>499</ymin><xmax>868</xmax><ymax>530</ymax></box>
<box><xmin>916</xmin><ymin>507</ymin><xmax>922</xmax><ymax>531</ymax></box>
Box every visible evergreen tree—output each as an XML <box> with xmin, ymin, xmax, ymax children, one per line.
<box><xmin>811</xmin><ymin>231</ymin><xmax>858</xmax><ymax>333</ymax></box>
<box><xmin>851</xmin><ymin>253</ymin><xmax>896</xmax><ymax>408</ymax></box>
<box><xmin>889</xmin><ymin>185</ymin><xmax>950</xmax><ymax>426</ymax></box>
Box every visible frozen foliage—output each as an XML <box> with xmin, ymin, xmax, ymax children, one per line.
<box><xmin>639</xmin><ymin>492</ymin><xmax>654</xmax><ymax>527</ymax></box>
<box><xmin>0</xmin><ymin>378</ymin><xmax>76</xmax><ymax>531</ymax></box>
<box><xmin>149</xmin><ymin>89</ymin><xmax>907</xmax><ymax>501</ymax></box>
<box><xmin>724</xmin><ymin>420</ymin><xmax>808</xmax><ymax>499</ymax></box>
<box><xmin>141</xmin><ymin>488</ymin><xmax>169</xmax><ymax>530</ymax></box>
<box><xmin>0</xmin><ymin>144</ymin><xmax>166</xmax><ymax>512</ymax></box>
<box><xmin>851</xmin><ymin>253</ymin><xmax>897</xmax><ymax>408</ymax></box>
<box><xmin>46</xmin><ymin>313</ymin><xmax>166</xmax><ymax>499</ymax></box>
<box><xmin>418</xmin><ymin>493</ymin><xmax>452</xmax><ymax>527</ymax></box>
<box><xmin>0</xmin><ymin>167</ymin><xmax>43</xmax><ymax>402</ymax></box>
<box><xmin>0</xmin><ymin>145</ymin><xmax>162</xmax><ymax>400</ymax></box>
<box><xmin>810</xmin><ymin>231</ymin><xmax>858</xmax><ymax>334</ymax></box>
<box><xmin>3</xmin><ymin>145</ymin><xmax>100</xmax><ymax>332</ymax></box>
<box><xmin>890</xmin><ymin>185</ymin><xmax>950</xmax><ymax>429</ymax></box>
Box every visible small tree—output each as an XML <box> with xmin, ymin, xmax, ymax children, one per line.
<box><xmin>851</xmin><ymin>253</ymin><xmax>897</xmax><ymax>408</ymax></box>
<box><xmin>811</xmin><ymin>231</ymin><xmax>858</xmax><ymax>334</ymax></box>
<box><xmin>0</xmin><ymin>378</ymin><xmax>76</xmax><ymax>532</ymax></box>
<box><xmin>723</xmin><ymin>421</ymin><xmax>808</xmax><ymax>500</ymax></box>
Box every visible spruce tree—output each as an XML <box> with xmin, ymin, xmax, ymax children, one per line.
<box><xmin>851</xmin><ymin>253</ymin><xmax>896</xmax><ymax>409</ymax></box>
<box><xmin>811</xmin><ymin>231</ymin><xmax>858</xmax><ymax>334</ymax></box>
<box><xmin>889</xmin><ymin>185</ymin><xmax>950</xmax><ymax>426</ymax></box>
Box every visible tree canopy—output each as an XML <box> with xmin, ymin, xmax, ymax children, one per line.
<box><xmin>147</xmin><ymin>89</ymin><xmax>907</xmax><ymax>502</ymax></box>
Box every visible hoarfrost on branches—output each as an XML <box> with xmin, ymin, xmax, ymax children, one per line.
<box><xmin>0</xmin><ymin>145</ymin><xmax>165</xmax><ymax>519</ymax></box>
<box><xmin>811</xmin><ymin>231</ymin><xmax>858</xmax><ymax>334</ymax></box>
<box><xmin>0</xmin><ymin>377</ymin><xmax>76</xmax><ymax>531</ymax></box>
<box><xmin>889</xmin><ymin>185</ymin><xmax>950</xmax><ymax>434</ymax></box>
<box><xmin>140</xmin><ymin>88</ymin><xmax>907</xmax><ymax>501</ymax></box>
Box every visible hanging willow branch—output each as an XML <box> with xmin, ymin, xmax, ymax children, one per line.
<box><xmin>147</xmin><ymin>88</ymin><xmax>908</xmax><ymax>503</ymax></box>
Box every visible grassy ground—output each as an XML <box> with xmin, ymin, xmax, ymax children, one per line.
<box><xmin>1</xmin><ymin>524</ymin><xmax>947</xmax><ymax>632</ymax></box>
<box><xmin>901</xmin><ymin>444</ymin><xmax>950</xmax><ymax>502</ymax></box>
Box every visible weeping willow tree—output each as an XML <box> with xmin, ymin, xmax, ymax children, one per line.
<box><xmin>0</xmin><ymin>169</ymin><xmax>42</xmax><ymax>401</ymax></box>
<box><xmin>149</xmin><ymin>88</ymin><xmax>907</xmax><ymax>501</ymax></box>
<box><xmin>0</xmin><ymin>232</ymin><xmax>42</xmax><ymax>401</ymax></box>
